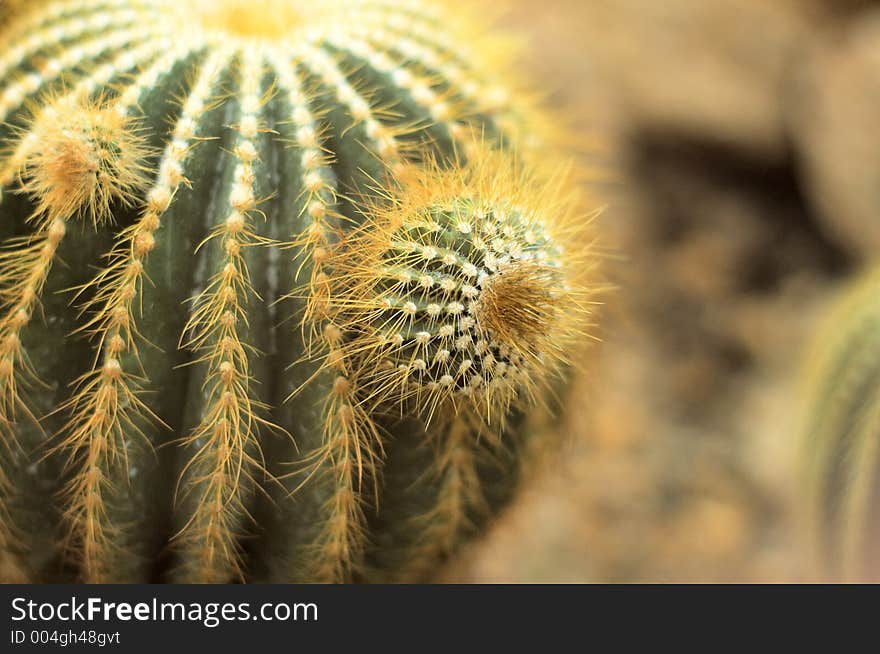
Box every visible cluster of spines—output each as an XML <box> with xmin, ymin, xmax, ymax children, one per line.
<box><xmin>0</xmin><ymin>222</ymin><xmax>63</xmax><ymax>422</ymax></box>
<box><xmin>173</xmin><ymin>50</ymin><xmax>276</xmax><ymax>582</ymax></box>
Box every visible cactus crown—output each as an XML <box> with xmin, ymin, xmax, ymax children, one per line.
<box><xmin>189</xmin><ymin>1</ymin><xmax>308</xmax><ymax>40</ymax></box>
<box><xmin>0</xmin><ymin>0</ymin><xmax>596</xmax><ymax>584</ymax></box>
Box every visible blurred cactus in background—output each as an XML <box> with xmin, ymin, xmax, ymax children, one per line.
<box><xmin>0</xmin><ymin>0</ymin><xmax>596</xmax><ymax>584</ymax></box>
<box><xmin>802</xmin><ymin>267</ymin><xmax>880</xmax><ymax>582</ymax></box>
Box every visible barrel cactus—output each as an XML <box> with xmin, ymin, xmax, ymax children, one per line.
<box><xmin>802</xmin><ymin>267</ymin><xmax>880</xmax><ymax>582</ymax></box>
<box><xmin>0</xmin><ymin>0</ymin><xmax>595</xmax><ymax>583</ymax></box>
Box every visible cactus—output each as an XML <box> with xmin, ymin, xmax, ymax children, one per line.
<box><xmin>802</xmin><ymin>267</ymin><xmax>880</xmax><ymax>582</ymax></box>
<box><xmin>0</xmin><ymin>0</ymin><xmax>595</xmax><ymax>583</ymax></box>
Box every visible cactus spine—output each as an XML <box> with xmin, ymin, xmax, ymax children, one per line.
<box><xmin>802</xmin><ymin>267</ymin><xmax>880</xmax><ymax>582</ymax></box>
<box><xmin>0</xmin><ymin>0</ymin><xmax>595</xmax><ymax>583</ymax></box>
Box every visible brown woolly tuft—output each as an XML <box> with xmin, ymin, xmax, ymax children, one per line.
<box><xmin>471</xmin><ymin>259</ymin><xmax>562</xmax><ymax>364</ymax></box>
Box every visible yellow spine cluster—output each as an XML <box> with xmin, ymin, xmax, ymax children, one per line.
<box><xmin>175</xmin><ymin>51</ymin><xmax>274</xmax><ymax>582</ymax></box>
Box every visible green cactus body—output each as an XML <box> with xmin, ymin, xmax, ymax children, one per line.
<box><xmin>0</xmin><ymin>0</ymin><xmax>594</xmax><ymax>583</ymax></box>
<box><xmin>803</xmin><ymin>267</ymin><xmax>880</xmax><ymax>582</ymax></box>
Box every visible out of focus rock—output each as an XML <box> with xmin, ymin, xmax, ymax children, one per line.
<box><xmin>789</xmin><ymin>10</ymin><xmax>880</xmax><ymax>259</ymax></box>
<box><xmin>505</xmin><ymin>0</ymin><xmax>815</xmax><ymax>157</ymax></box>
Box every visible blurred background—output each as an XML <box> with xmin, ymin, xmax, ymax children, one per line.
<box><xmin>444</xmin><ymin>0</ymin><xmax>880</xmax><ymax>582</ymax></box>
